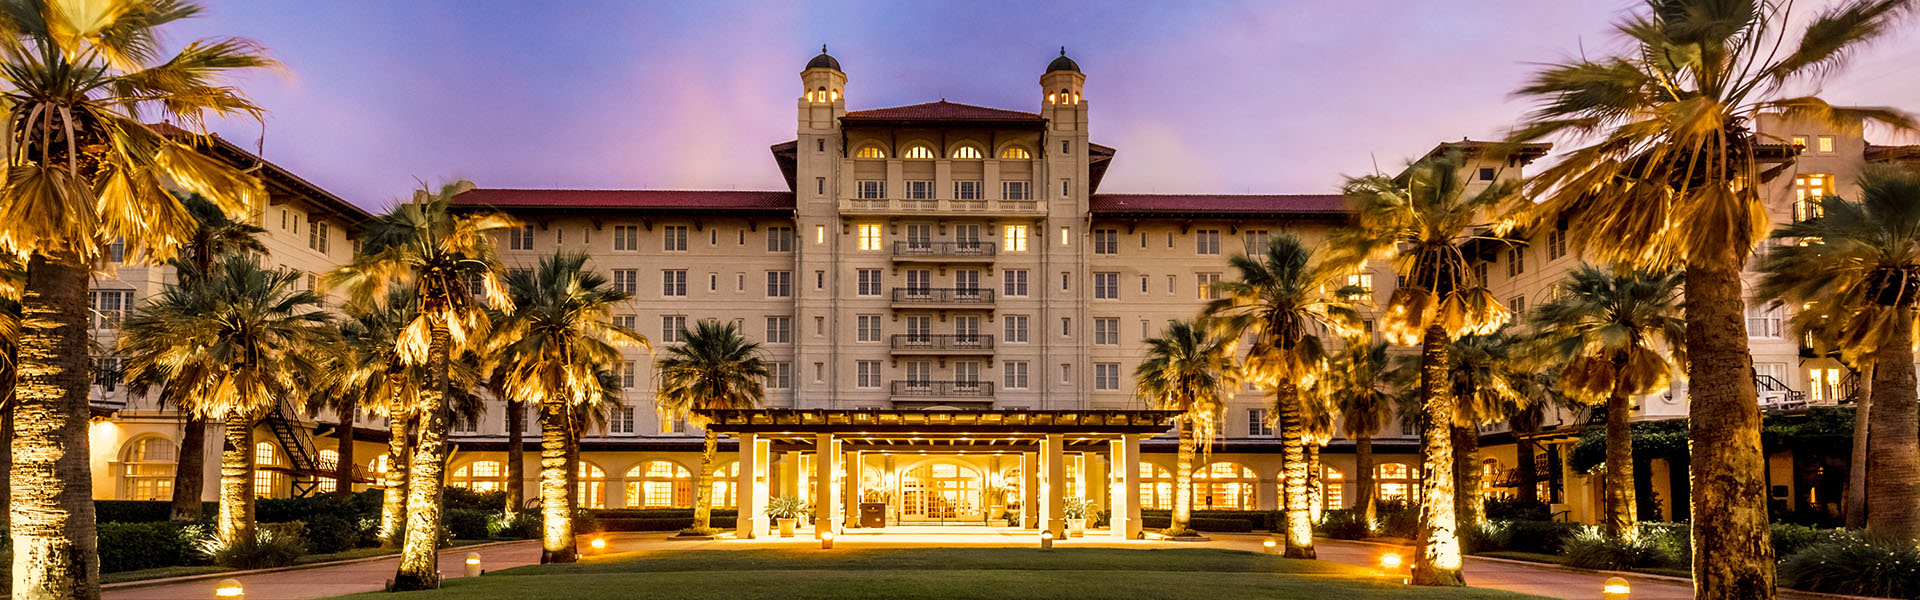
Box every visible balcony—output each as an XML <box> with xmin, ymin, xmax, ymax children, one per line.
<box><xmin>890</xmin><ymin>334</ymin><xmax>995</xmax><ymax>356</ymax></box>
<box><xmin>892</xmin><ymin>241</ymin><xmax>996</xmax><ymax>263</ymax></box>
<box><xmin>890</xmin><ymin>287</ymin><xmax>995</xmax><ymax>309</ymax></box>
<box><xmin>891</xmin><ymin>380</ymin><xmax>995</xmax><ymax>399</ymax></box>
<box><xmin>841</xmin><ymin>197</ymin><xmax>1043</xmax><ymax>216</ymax></box>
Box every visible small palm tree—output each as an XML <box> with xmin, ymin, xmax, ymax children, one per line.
<box><xmin>1333</xmin><ymin>150</ymin><xmax>1520</xmax><ymax>585</ymax></box>
<box><xmin>119</xmin><ymin>255</ymin><xmax>333</xmax><ymax>549</ymax></box>
<box><xmin>330</xmin><ymin>181</ymin><xmax>514</xmax><ymax>590</ymax></box>
<box><xmin>1758</xmin><ymin>164</ymin><xmax>1920</xmax><ymax>541</ymax></box>
<box><xmin>654</xmin><ymin>320</ymin><xmax>766</xmax><ymax>533</ymax></box>
<box><xmin>1207</xmin><ymin>233</ymin><xmax>1361</xmax><ymax>558</ymax></box>
<box><xmin>338</xmin><ymin>290</ymin><xmax>418</xmax><ymax>546</ymax></box>
<box><xmin>499</xmin><ymin>252</ymin><xmax>647</xmax><ymax>562</ymax></box>
<box><xmin>1440</xmin><ymin>331</ymin><xmax>1532</xmax><ymax>529</ymax></box>
<box><xmin>1134</xmin><ymin>319</ymin><xmax>1241</xmax><ymax>538</ymax></box>
<box><xmin>1511</xmin><ymin>3</ymin><xmax>1916</xmax><ymax>594</ymax></box>
<box><xmin>1326</xmin><ymin>339</ymin><xmax>1400</xmax><ymax>526</ymax></box>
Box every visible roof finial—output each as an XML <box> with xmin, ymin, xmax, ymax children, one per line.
<box><xmin>1060</xmin><ymin>46</ymin><xmax>1067</xmax><ymax>56</ymax></box>
<box><xmin>822</xmin><ymin>44</ymin><xmax>829</xmax><ymax>54</ymax></box>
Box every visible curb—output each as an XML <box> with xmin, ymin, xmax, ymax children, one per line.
<box><xmin>99</xmin><ymin>538</ymin><xmax>536</xmax><ymax>592</ymax></box>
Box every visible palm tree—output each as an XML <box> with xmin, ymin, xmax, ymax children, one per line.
<box><xmin>1326</xmin><ymin>339</ymin><xmax>1400</xmax><ymax>526</ymax></box>
<box><xmin>1511</xmin><ymin>3</ymin><xmax>1917</xmax><ymax>595</ymax></box>
<box><xmin>338</xmin><ymin>290</ymin><xmax>418</xmax><ymax>546</ymax></box>
<box><xmin>1525</xmin><ymin>265</ymin><xmax>1684</xmax><ymax>541</ymax></box>
<box><xmin>498</xmin><ymin>251</ymin><xmax>648</xmax><ymax>562</ymax></box>
<box><xmin>1440</xmin><ymin>331</ymin><xmax>1532</xmax><ymax>529</ymax></box>
<box><xmin>1134</xmin><ymin>319</ymin><xmax>1241</xmax><ymax>537</ymax></box>
<box><xmin>1757</xmin><ymin>164</ymin><xmax>1920</xmax><ymax>540</ymax></box>
<box><xmin>654</xmin><ymin>320</ymin><xmax>766</xmax><ymax>533</ymax></box>
<box><xmin>119</xmin><ymin>255</ymin><xmax>332</xmax><ymax>549</ymax></box>
<box><xmin>330</xmin><ymin>181</ymin><xmax>513</xmax><ymax>590</ymax></box>
<box><xmin>1206</xmin><ymin>233</ymin><xmax>1361</xmax><ymax>558</ymax></box>
<box><xmin>0</xmin><ymin>2</ymin><xmax>274</xmax><ymax>593</ymax></box>
<box><xmin>1332</xmin><ymin>150</ymin><xmax>1520</xmax><ymax>585</ymax></box>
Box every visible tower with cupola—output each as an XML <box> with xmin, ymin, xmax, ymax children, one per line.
<box><xmin>1040</xmin><ymin>48</ymin><xmax>1092</xmax><ymax>408</ymax></box>
<box><xmin>794</xmin><ymin>45</ymin><xmax>847</xmax><ymax>408</ymax></box>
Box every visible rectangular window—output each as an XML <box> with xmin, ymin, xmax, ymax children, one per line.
<box><xmin>904</xmin><ymin>180</ymin><xmax>933</xmax><ymax>200</ymax></box>
<box><xmin>816</xmin><ymin>177</ymin><xmax>825</xmax><ymax>195</ymax></box>
<box><xmin>856</xmin><ymin>314</ymin><xmax>881</xmax><ymax>342</ymax></box>
<box><xmin>1061</xmin><ymin>363</ymin><xmax>1072</xmax><ymax>385</ymax></box>
<box><xmin>1248</xmin><ymin>409</ymin><xmax>1273</xmax><ymax>436</ymax></box>
<box><xmin>1747</xmin><ymin>305</ymin><xmax>1783</xmax><ymax>338</ymax></box>
<box><xmin>858</xmin><ymin>224</ymin><xmax>883</xmax><ymax>251</ymax></box>
<box><xmin>1473</xmin><ymin>262</ymin><xmax>1489</xmax><ymax>286</ymax></box>
<box><xmin>767</xmin><ymin>226</ymin><xmax>793</xmax><ymax>252</ymax></box>
<box><xmin>765</xmin><ymin>271</ymin><xmax>792</xmax><ymax>297</ymax></box>
<box><xmin>1817</xmin><ymin>135</ymin><xmax>1835</xmax><ymax>153</ymax></box>
<box><xmin>767</xmin><ymin>362</ymin><xmax>792</xmax><ymax>390</ymax></box>
<box><xmin>1004</xmin><ymin>315</ymin><xmax>1029</xmax><ymax>343</ymax></box>
<box><xmin>1809</xmin><ymin>367</ymin><xmax>1843</xmax><ymax>403</ymax></box>
<box><xmin>1002</xmin><ymin>181</ymin><xmax>1030</xmax><ymax>200</ymax></box>
<box><xmin>1004</xmin><ymin>361</ymin><xmax>1029</xmax><ymax>389</ymax></box>
<box><xmin>105</xmin><ymin>238</ymin><xmax>125</xmax><ymax>262</ymax></box>
<box><xmin>1345</xmin><ymin>273</ymin><xmax>1375</xmax><ymax>303</ymax></box>
<box><xmin>614</xmin><ymin>314</ymin><xmax>637</xmax><ymax>331</ymax></box>
<box><xmin>1509</xmin><ymin>295</ymin><xmax>1527</xmax><ymax>317</ymax></box>
<box><xmin>1003</xmin><ymin>225</ymin><xmax>1028</xmax><ymax>252</ymax></box>
<box><xmin>1244</xmin><ymin>230</ymin><xmax>1269</xmax><ymax>254</ymax></box>
<box><xmin>663</xmin><ymin>225</ymin><xmax>688</xmax><ymax>251</ymax></box>
<box><xmin>857</xmin><ymin>269</ymin><xmax>882</xmax><ymax>296</ymax></box>
<box><xmin>765</xmin><ymin>316</ymin><xmax>791</xmax><ymax>344</ymax></box>
<box><xmin>312</xmin><ymin>222</ymin><xmax>332</xmax><ymax>254</ymax></box>
<box><xmin>1791</xmin><ymin>135</ymin><xmax>1808</xmax><ymax>149</ymax></box>
<box><xmin>905</xmin><ymin>223</ymin><xmax>932</xmax><ymax>249</ymax></box>
<box><xmin>1003</xmin><ymin>269</ymin><xmax>1029</xmax><ymax>297</ymax></box>
<box><xmin>1093</xmin><ymin>272</ymin><xmax>1119</xmax><ymax>299</ymax></box>
<box><xmin>88</xmin><ymin>289</ymin><xmax>132</xmax><ymax>329</ymax></box>
<box><xmin>1546</xmin><ymin>229</ymin><xmax>1567</xmax><ymax>261</ymax></box>
<box><xmin>1061</xmin><ymin>179</ymin><xmax>1070</xmax><ymax>197</ymax></box>
<box><xmin>1094</xmin><ymin>317</ymin><xmax>1119</xmax><ymax>345</ymax></box>
<box><xmin>508</xmin><ymin>224</ymin><xmax>534</xmax><ymax>251</ymax></box>
<box><xmin>1094</xmin><ymin>363</ymin><xmax>1120</xmax><ymax>390</ymax></box>
<box><xmin>1093</xmin><ymin>229</ymin><xmax>1118</xmax><ymax>255</ymax></box>
<box><xmin>856</xmin><ymin>361</ymin><xmax>881</xmax><ymax>389</ymax></box>
<box><xmin>1196</xmin><ymin>272</ymin><xmax>1221</xmax><ymax>300</ymax></box>
<box><xmin>1507</xmin><ymin>246</ymin><xmax>1526</xmax><ymax>277</ymax></box>
<box><xmin>1061</xmin><ymin>317</ymin><xmax>1072</xmax><ymax>337</ymax></box>
<box><xmin>1196</xmin><ymin>229</ymin><xmax>1221</xmax><ymax>255</ymax></box>
<box><xmin>1792</xmin><ymin>174</ymin><xmax>1835</xmax><ymax>222</ymax></box>
<box><xmin>954</xmin><ymin>181</ymin><xmax>982</xmax><ymax>200</ymax></box>
<box><xmin>620</xmin><ymin>361</ymin><xmax>637</xmax><ymax>389</ymax></box>
<box><xmin>613</xmin><ymin>225</ymin><xmax>639</xmax><ymax>252</ymax></box>
<box><xmin>661</xmin><ymin>270</ymin><xmax>687</xmax><ymax>297</ymax></box>
<box><xmin>611</xmin><ymin>406</ymin><xmax>635</xmax><ymax>434</ymax></box>
<box><xmin>1478</xmin><ymin>167</ymin><xmax>1496</xmax><ymax>181</ymax></box>
<box><xmin>661</xmin><ymin>316</ymin><xmax>687</xmax><ymax>343</ymax></box>
<box><xmin>856</xmin><ymin>180</ymin><xmax>885</xmax><ymax>199</ymax></box>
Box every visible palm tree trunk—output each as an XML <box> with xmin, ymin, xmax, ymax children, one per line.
<box><xmin>693</xmin><ymin>429</ymin><xmax>718</xmax><ymax>531</ymax></box>
<box><xmin>1865</xmin><ymin>310</ymin><xmax>1920</xmax><ymax>540</ymax></box>
<box><xmin>538</xmin><ymin>399</ymin><xmax>575</xmax><ymax>563</ymax></box>
<box><xmin>1411</xmin><ymin>324</ymin><xmax>1462</xmax><ymax>587</ymax></box>
<box><xmin>217</xmin><ymin>411</ymin><xmax>256</xmax><ymax>546</ymax></box>
<box><xmin>171</xmin><ymin>417</ymin><xmax>207</xmax><ymax>521</ymax></box>
<box><xmin>1604</xmin><ymin>386</ymin><xmax>1638</xmax><ymax>541</ymax></box>
<box><xmin>1</xmin><ymin>397</ymin><xmax>11</xmax><ymax>521</ymax></box>
<box><xmin>1681</xmin><ymin>258</ymin><xmax>1773</xmax><ymax>599</ymax></box>
<box><xmin>1452</xmin><ymin>425</ymin><xmax>1483</xmax><ymax>528</ymax></box>
<box><xmin>566</xmin><ymin>417</ymin><xmax>582</xmax><ymax>512</ymax></box>
<box><xmin>1173</xmin><ymin>418</ymin><xmax>1195</xmax><ymax>535</ymax></box>
<box><xmin>1845</xmin><ymin>365</ymin><xmax>1871</xmax><ymax>530</ymax></box>
<box><xmin>1514</xmin><ymin>412</ymin><xmax>1538</xmax><ymax>506</ymax></box>
<box><xmin>377</xmin><ymin>393</ymin><xmax>410</xmax><ymax>547</ymax></box>
<box><xmin>393</xmin><ymin>327</ymin><xmax>453</xmax><ymax>591</ymax></box>
<box><xmin>335</xmin><ymin>411</ymin><xmax>356</xmax><ymax>493</ymax></box>
<box><xmin>1356</xmin><ymin>434</ymin><xmax>1377</xmax><ymax>526</ymax></box>
<box><xmin>1277</xmin><ymin>385</ymin><xmax>1314</xmax><ymax>558</ymax></box>
<box><xmin>1307</xmin><ymin>444</ymin><xmax>1323</xmax><ymax>524</ymax></box>
<box><xmin>506</xmin><ymin>399</ymin><xmax>524</xmax><ymax>518</ymax></box>
<box><xmin>11</xmin><ymin>252</ymin><xmax>100</xmax><ymax>599</ymax></box>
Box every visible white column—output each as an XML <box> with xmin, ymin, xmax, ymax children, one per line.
<box><xmin>844</xmin><ymin>449</ymin><xmax>864</xmax><ymax>527</ymax></box>
<box><xmin>736</xmin><ymin>433</ymin><xmax>771</xmax><ymax>539</ymax></box>
<box><xmin>781</xmin><ymin>451</ymin><xmax>801</xmax><ymax>499</ymax></box>
<box><xmin>1043</xmin><ymin>433</ymin><xmax>1066</xmax><ymax>538</ymax></box>
<box><xmin>1112</xmin><ymin>436</ymin><xmax>1141</xmax><ymax>539</ymax></box>
<box><xmin>814</xmin><ymin>434</ymin><xmax>839</xmax><ymax>537</ymax></box>
<box><xmin>1021</xmin><ymin>451</ymin><xmax>1039</xmax><ymax>528</ymax></box>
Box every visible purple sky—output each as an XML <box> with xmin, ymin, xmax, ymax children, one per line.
<box><xmin>172</xmin><ymin>1</ymin><xmax>1920</xmax><ymax>211</ymax></box>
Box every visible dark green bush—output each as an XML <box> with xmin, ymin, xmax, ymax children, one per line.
<box><xmin>198</xmin><ymin>523</ymin><xmax>306</xmax><ymax>569</ymax></box>
<box><xmin>442</xmin><ymin>488</ymin><xmax>509</xmax><ymax>513</ymax></box>
<box><xmin>98</xmin><ymin>521</ymin><xmax>194</xmax><ymax>573</ymax></box>
<box><xmin>95</xmin><ymin>500</ymin><xmax>216</xmax><ymax>524</ymax></box>
<box><xmin>1460</xmin><ymin>521</ymin><xmax>1508</xmax><ymax>554</ymax></box>
<box><xmin>1779</xmin><ymin>539</ymin><xmax>1920</xmax><ymax>598</ymax></box>
<box><xmin>1502</xmin><ymin>520</ymin><xmax>1582</xmax><ymax>554</ymax></box>
<box><xmin>1637</xmin><ymin>522</ymin><xmax>1691</xmax><ymax>566</ymax></box>
<box><xmin>443</xmin><ymin>508</ymin><xmax>493</xmax><ymax>540</ymax></box>
<box><xmin>1561</xmin><ymin>527</ymin><xmax>1680</xmax><ymax>570</ymax></box>
<box><xmin>588</xmin><ymin>508</ymin><xmax>738</xmax><ymax>519</ymax></box>
<box><xmin>598</xmin><ymin>516</ymin><xmax>738</xmax><ymax>531</ymax></box>
<box><xmin>1484</xmin><ymin>498</ymin><xmax>1551</xmax><ymax>522</ymax></box>
<box><xmin>1771</xmin><ymin>523</ymin><xmax>1862</xmax><ymax>559</ymax></box>
<box><xmin>1188</xmin><ymin>517</ymin><xmax>1253</xmax><ymax>532</ymax></box>
<box><xmin>489</xmin><ymin>511</ymin><xmax>541</xmax><ymax>539</ymax></box>
<box><xmin>1375</xmin><ymin>501</ymin><xmax>1419</xmax><ymax>539</ymax></box>
<box><xmin>1316</xmin><ymin>509</ymin><xmax>1371</xmax><ymax>539</ymax></box>
<box><xmin>302</xmin><ymin>514</ymin><xmax>363</xmax><ymax>554</ymax></box>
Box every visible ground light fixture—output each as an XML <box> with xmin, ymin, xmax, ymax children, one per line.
<box><xmin>213</xmin><ymin>578</ymin><xmax>243</xmax><ymax>598</ymax></box>
<box><xmin>464</xmin><ymin>552</ymin><xmax>482</xmax><ymax>577</ymax></box>
<box><xmin>1602</xmin><ymin>576</ymin><xmax>1631</xmax><ymax>599</ymax></box>
<box><xmin>1039</xmin><ymin>530</ymin><xmax>1055</xmax><ymax>549</ymax></box>
<box><xmin>820</xmin><ymin>530</ymin><xmax>836</xmax><ymax>549</ymax></box>
<box><xmin>1262</xmin><ymin>538</ymin><xmax>1277</xmax><ymax>553</ymax></box>
<box><xmin>589</xmin><ymin>536</ymin><xmax>607</xmax><ymax>552</ymax></box>
<box><xmin>1378</xmin><ymin>552</ymin><xmax>1406</xmax><ymax>583</ymax></box>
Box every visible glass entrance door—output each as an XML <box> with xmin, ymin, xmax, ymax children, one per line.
<box><xmin>901</xmin><ymin>463</ymin><xmax>982</xmax><ymax>524</ymax></box>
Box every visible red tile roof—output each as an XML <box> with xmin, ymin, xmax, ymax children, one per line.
<box><xmin>1089</xmin><ymin>194</ymin><xmax>1348</xmax><ymax>217</ymax></box>
<box><xmin>843</xmin><ymin>100</ymin><xmax>1042</xmax><ymax>123</ymax></box>
<box><xmin>454</xmin><ymin>189</ymin><xmax>795</xmax><ymax>213</ymax></box>
<box><xmin>147</xmin><ymin>122</ymin><xmax>372</xmax><ymax>224</ymax></box>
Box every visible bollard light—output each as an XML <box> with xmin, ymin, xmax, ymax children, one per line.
<box><xmin>464</xmin><ymin>552</ymin><xmax>482</xmax><ymax>577</ymax></box>
<box><xmin>820</xmin><ymin>530</ymin><xmax>836</xmax><ymax>549</ymax></box>
<box><xmin>1039</xmin><ymin>530</ymin><xmax>1055</xmax><ymax>549</ymax></box>
<box><xmin>1379</xmin><ymin>552</ymin><xmax>1402</xmax><ymax>570</ymax></box>
<box><xmin>214</xmin><ymin>578</ymin><xmax>244</xmax><ymax>599</ymax></box>
<box><xmin>1262</xmin><ymin>538</ymin><xmax>1278</xmax><ymax>554</ymax></box>
<box><xmin>589</xmin><ymin>536</ymin><xmax>607</xmax><ymax>552</ymax></box>
<box><xmin>1602</xmin><ymin>576</ymin><xmax>1630</xmax><ymax>599</ymax></box>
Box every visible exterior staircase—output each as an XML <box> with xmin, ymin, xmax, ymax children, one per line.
<box><xmin>260</xmin><ymin>397</ymin><xmax>323</xmax><ymax>497</ymax></box>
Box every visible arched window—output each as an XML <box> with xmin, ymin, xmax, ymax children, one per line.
<box><xmin>855</xmin><ymin>145</ymin><xmax>886</xmax><ymax>159</ymax></box>
<box><xmin>710</xmin><ymin>463</ymin><xmax>738</xmax><ymax>509</ymax></box>
<box><xmin>626</xmin><ymin>461</ymin><xmax>692</xmax><ymax>508</ymax></box>
<box><xmin>1139</xmin><ymin>463</ymin><xmax>1174</xmax><ymax>510</ymax></box>
<box><xmin>903</xmin><ymin>145</ymin><xmax>936</xmax><ymax>159</ymax></box>
<box><xmin>254</xmin><ymin>442</ymin><xmax>280</xmax><ymax>498</ymax></box>
<box><xmin>1320</xmin><ymin>465</ymin><xmax>1346</xmax><ymax>511</ymax></box>
<box><xmin>1375</xmin><ymin>463</ymin><xmax>1420</xmax><ymax>503</ymax></box>
<box><xmin>999</xmin><ymin>147</ymin><xmax>1032</xmax><ymax>160</ymax></box>
<box><xmin>1193</xmin><ymin>462</ymin><xmax>1255</xmax><ymax>510</ymax></box>
<box><xmin>451</xmin><ymin>460</ymin><xmax>505</xmax><ymax>492</ymax></box>
<box><xmin>951</xmin><ymin>146</ymin><xmax>983</xmax><ymax>159</ymax></box>
<box><xmin>578</xmin><ymin>461</ymin><xmax>607</xmax><ymax>509</ymax></box>
<box><xmin>317</xmin><ymin>449</ymin><xmax>341</xmax><ymax>492</ymax></box>
<box><xmin>121</xmin><ymin>437</ymin><xmax>176</xmax><ymax>500</ymax></box>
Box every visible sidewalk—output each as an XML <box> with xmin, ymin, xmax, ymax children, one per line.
<box><xmin>100</xmin><ymin>540</ymin><xmax>549</xmax><ymax>600</ymax></box>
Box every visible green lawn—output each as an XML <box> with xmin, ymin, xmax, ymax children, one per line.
<box><xmin>336</xmin><ymin>547</ymin><xmax>1547</xmax><ymax>599</ymax></box>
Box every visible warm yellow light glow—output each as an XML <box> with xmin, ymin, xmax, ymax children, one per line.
<box><xmin>1003</xmin><ymin>225</ymin><xmax>1028</xmax><ymax>252</ymax></box>
<box><xmin>1072</xmin><ymin>93</ymin><xmax>1080</xmax><ymax>104</ymax></box>
<box><xmin>1379</xmin><ymin>553</ymin><xmax>1402</xmax><ymax>569</ymax></box>
<box><xmin>1048</xmin><ymin>93</ymin><xmax>1057</xmax><ymax>104</ymax></box>
<box><xmin>858</xmin><ymin>224</ymin><xmax>882</xmax><ymax>251</ymax></box>
<box><xmin>1040</xmin><ymin>530</ymin><xmax>1055</xmax><ymax>540</ymax></box>
<box><xmin>1603</xmin><ymin>576</ymin><xmax>1631</xmax><ymax>595</ymax></box>
<box><xmin>214</xmin><ymin>578</ymin><xmax>244</xmax><ymax>598</ymax></box>
<box><xmin>589</xmin><ymin>537</ymin><xmax>607</xmax><ymax>550</ymax></box>
<box><xmin>465</xmin><ymin>554</ymin><xmax>481</xmax><ymax>566</ymax></box>
<box><xmin>1060</xmin><ymin>227</ymin><xmax>1070</xmax><ymax>246</ymax></box>
<box><xmin>821</xmin><ymin>530</ymin><xmax>836</xmax><ymax>540</ymax></box>
<box><xmin>815</xmin><ymin>224</ymin><xmax>825</xmax><ymax>244</ymax></box>
<box><xmin>806</xmin><ymin>91</ymin><xmax>815</xmax><ymax>102</ymax></box>
<box><xmin>1262</xmin><ymin>539</ymin><xmax>1277</xmax><ymax>548</ymax></box>
<box><xmin>830</xmin><ymin>90</ymin><xmax>839</xmax><ymax>101</ymax></box>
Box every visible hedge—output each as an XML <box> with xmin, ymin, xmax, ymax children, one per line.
<box><xmin>589</xmin><ymin>508</ymin><xmax>738</xmax><ymax>519</ymax></box>
<box><xmin>1139</xmin><ymin>509</ymin><xmax>1278</xmax><ymax>531</ymax></box>
<box><xmin>95</xmin><ymin>500</ymin><xmax>216</xmax><ymax>524</ymax></box>
<box><xmin>596</xmin><ymin>516</ymin><xmax>739</xmax><ymax>532</ymax></box>
<box><xmin>1138</xmin><ymin>514</ymin><xmax>1254</xmax><ymax>533</ymax></box>
<box><xmin>98</xmin><ymin>521</ymin><xmax>195</xmax><ymax>573</ymax></box>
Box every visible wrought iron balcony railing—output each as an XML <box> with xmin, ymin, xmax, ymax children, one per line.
<box><xmin>890</xmin><ymin>334</ymin><xmax>995</xmax><ymax>352</ymax></box>
<box><xmin>892</xmin><ymin>241</ymin><xmax>996</xmax><ymax>259</ymax></box>
<box><xmin>890</xmin><ymin>380</ymin><xmax>995</xmax><ymax>398</ymax></box>
<box><xmin>889</xmin><ymin>288</ymin><xmax>995</xmax><ymax>304</ymax></box>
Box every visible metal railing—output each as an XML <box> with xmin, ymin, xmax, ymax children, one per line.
<box><xmin>890</xmin><ymin>380</ymin><xmax>996</xmax><ymax>398</ymax></box>
<box><xmin>890</xmin><ymin>334</ymin><xmax>995</xmax><ymax>351</ymax></box>
<box><xmin>892</xmin><ymin>241</ymin><xmax>996</xmax><ymax>259</ymax></box>
<box><xmin>890</xmin><ymin>288</ymin><xmax>995</xmax><ymax>304</ymax></box>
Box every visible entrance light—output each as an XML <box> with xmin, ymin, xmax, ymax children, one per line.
<box><xmin>821</xmin><ymin>530</ymin><xmax>836</xmax><ymax>549</ymax></box>
<box><xmin>1039</xmin><ymin>530</ymin><xmax>1055</xmax><ymax>549</ymax></box>
<box><xmin>214</xmin><ymin>579</ymin><xmax>244</xmax><ymax>598</ymax></box>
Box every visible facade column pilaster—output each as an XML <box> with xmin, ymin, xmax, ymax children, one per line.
<box><xmin>1043</xmin><ymin>433</ymin><xmax>1066</xmax><ymax>538</ymax></box>
<box><xmin>1112</xmin><ymin>435</ymin><xmax>1141</xmax><ymax>539</ymax></box>
<box><xmin>813</xmin><ymin>434</ymin><xmax>839</xmax><ymax>537</ymax></box>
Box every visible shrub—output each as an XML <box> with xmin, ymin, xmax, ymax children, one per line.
<box><xmin>1317</xmin><ymin>509</ymin><xmax>1371</xmax><ymax>540</ymax></box>
<box><xmin>98</xmin><ymin>521</ymin><xmax>194</xmax><ymax>573</ymax></box>
<box><xmin>1460</xmin><ymin>521</ymin><xmax>1508</xmax><ymax>554</ymax></box>
<box><xmin>1188</xmin><ymin>517</ymin><xmax>1253</xmax><ymax>533</ymax></box>
<box><xmin>1560</xmin><ymin>527</ymin><xmax>1680</xmax><ymax>570</ymax></box>
<box><xmin>1503</xmin><ymin>520</ymin><xmax>1582</xmax><ymax>554</ymax></box>
<box><xmin>1779</xmin><ymin>538</ymin><xmax>1920</xmax><ymax>598</ymax></box>
<box><xmin>599</xmin><ymin>516</ymin><xmax>738</xmax><ymax>531</ymax></box>
<box><xmin>1484</xmin><ymin>498</ymin><xmax>1551</xmax><ymax>522</ymax></box>
<box><xmin>443</xmin><ymin>508</ymin><xmax>493</xmax><ymax>540</ymax></box>
<box><xmin>303</xmin><ymin>514</ymin><xmax>363</xmax><ymax>554</ymax></box>
<box><xmin>1771</xmin><ymin>523</ymin><xmax>1862</xmax><ymax>559</ymax></box>
<box><xmin>1374</xmin><ymin>501</ymin><xmax>1419</xmax><ymax>539</ymax></box>
<box><xmin>488</xmin><ymin>511</ymin><xmax>541</xmax><ymax>539</ymax></box>
<box><xmin>95</xmin><ymin>500</ymin><xmax>216</xmax><ymax>524</ymax></box>
<box><xmin>197</xmin><ymin>524</ymin><xmax>306</xmax><ymax>569</ymax></box>
<box><xmin>1637</xmin><ymin>522</ymin><xmax>1690</xmax><ymax>566</ymax></box>
<box><xmin>442</xmin><ymin>487</ymin><xmax>509</xmax><ymax>513</ymax></box>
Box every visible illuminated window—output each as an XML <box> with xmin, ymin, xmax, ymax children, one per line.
<box><xmin>451</xmin><ymin>460</ymin><xmax>505</xmax><ymax>492</ymax></box>
<box><xmin>1809</xmin><ymin>368</ymin><xmax>1843</xmax><ymax>403</ymax></box>
<box><xmin>710</xmin><ymin>463</ymin><xmax>738</xmax><ymax>509</ymax></box>
<box><xmin>1003</xmin><ymin>225</ymin><xmax>1028</xmax><ymax>252</ymax></box>
<box><xmin>1345</xmin><ymin>273</ymin><xmax>1375</xmax><ymax>302</ymax></box>
<box><xmin>1376</xmin><ymin>463</ymin><xmax>1420</xmax><ymax>503</ymax></box>
<box><xmin>1193</xmin><ymin>463</ymin><xmax>1255</xmax><ymax>510</ymax></box>
<box><xmin>952</xmin><ymin>146</ymin><xmax>983</xmax><ymax>159</ymax></box>
<box><xmin>904</xmin><ymin>145</ymin><xmax>936</xmax><ymax>159</ymax></box>
<box><xmin>1139</xmin><ymin>463</ymin><xmax>1174</xmax><ymax>510</ymax></box>
<box><xmin>577</xmin><ymin>462</ymin><xmax>607</xmax><ymax>509</ymax></box>
<box><xmin>858</xmin><ymin>224</ymin><xmax>882</xmax><ymax>251</ymax></box>
<box><xmin>1817</xmin><ymin>135</ymin><xmax>1835</xmax><ymax>153</ymax></box>
<box><xmin>316</xmin><ymin>449</ymin><xmax>341</xmax><ymax>492</ymax></box>
<box><xmin>121</xmin><ymin>437</ymin><xmax>176</xmax><ymax>501</ymax></box>
<box><xmin>1792</xmin><ymin>174</ymin><xmax>1834</xmax><ymax>222</ymax></box>
<box><xmin>855</xmin><ymin>145</ymin><xmax>886</xmax><ymax>159</ymax></box>
<box><xmin>1000</xmin><ymin>147</ymin><xmax>1032</xmax><ymax>160</ymax></box>
<box><xmin>627</xmin><ymin>461</ymin><xmax>693</xmax><ymax>508</ymax></box>
<box><xmin>1320</xmin><ymin>466</ymin><xmax>1345</xmax><ymax>511</ymax></box>
<box><xmin>1197</xmin><ymin>272</ymin><xmax>1221</xmax><ymax>300</ymax></box>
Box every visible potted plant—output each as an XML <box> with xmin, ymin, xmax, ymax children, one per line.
<box><xmin>767</xmin><ymin>496</ymin><xmax>802</xmax><ymax>537</ymax></box>
<box><xmin>1064</xmin><ymin>497</ymin><xmax>1091</xmax><ymax>537</ymax></box>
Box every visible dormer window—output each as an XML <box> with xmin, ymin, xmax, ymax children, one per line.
<box><xmin>904</xmin><ymin>145</ymin><xmax>936</xmax><ymax>159</ymax></box>
<box><xmin>855</xmin><ymin>145</ymin><xmax>886</xmax><ymax>159</ymax></box>
<box><xmin>952</xmin><ymin>146</ymin><xmax>983</xmax><ymax>159</ymax></box>
<box><xmin>1000</xmin><ymin>147</ymin><xmax>1032</xmax><ymax>160</ymax></box>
